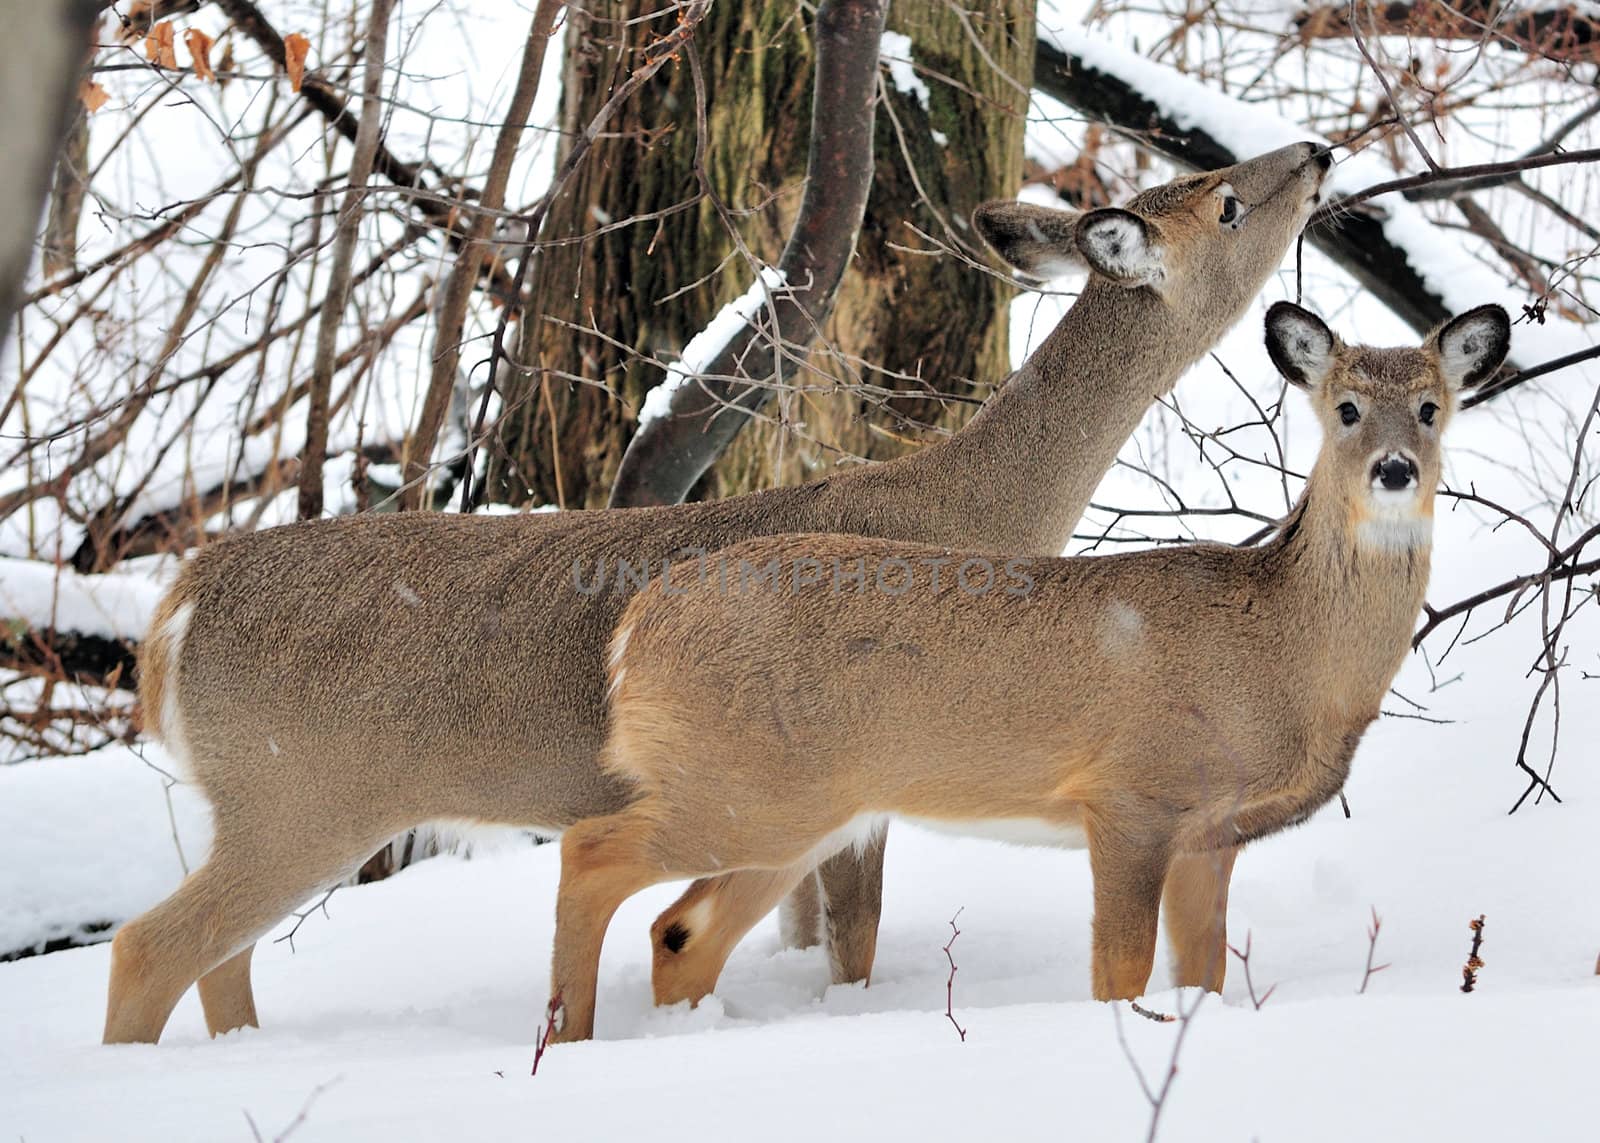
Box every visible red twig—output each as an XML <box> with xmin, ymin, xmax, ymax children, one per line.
<box><xmin>1460</xmin><ymin>915</ymin><xmax>1487</xmax><ymax>993</ymax></box>
<box><xmin>1226</xmin><ymin>930</ymin><xmax>1278</xmax><ymax>1009</ymax></box>
<box><xmin>943</xmin><ymin>908</ymin><xmax>967</xmax><ymax>1042</ymax></box>
<box><xmin>1358</xmin><ymin>906</ymin><xmax>1390</xmax><ymax>994</ymax></box>
<box><xmin>531</xmin><ymin>993</ymin><xmax>561</xmax><ymax>1075</ymax></box>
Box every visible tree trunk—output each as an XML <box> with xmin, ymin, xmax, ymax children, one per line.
<box><xmin>0</xmin><ymin>0</ymin><xmax>100</xmax><ymax>354</ymax></box>
<box><xmin>486</xmin><ymin>1</ymin><xmax>1033</xmax><ymax>508</ymax></box>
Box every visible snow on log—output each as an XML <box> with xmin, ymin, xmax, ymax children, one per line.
<box><xmin>0</xmin><ymin>558</ymin><xmax>168</xmax><ymax>689</ymax></box>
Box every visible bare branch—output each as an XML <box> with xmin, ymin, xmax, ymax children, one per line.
<box><xmin>301</xmin><ymin>0</ymin><xmax>396</xmax><ymax>520</ymax></box>
<box><xmin>403</xmin><ymin>0</ymin><xmax>564</xmax><ymax>511</ymax></box>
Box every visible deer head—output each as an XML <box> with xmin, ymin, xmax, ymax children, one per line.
<box><xmin>973</xmin><ymin>142</ymin><xmax>1332</xmax><ymax>328</ymax></box>
<box><xmin>1265</xmin><ymin>300</ymin><xmax>1511</xmax><ymax>551</ymax></box>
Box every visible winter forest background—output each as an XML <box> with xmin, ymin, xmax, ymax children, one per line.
<box><xmin>2</xmin><ymin>1</ymin><xmax>1598</xmax><ymax>1139</ymax></box>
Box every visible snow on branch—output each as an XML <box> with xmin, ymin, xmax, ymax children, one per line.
<box><xmin>1033</xmin><ymin>27</ymin><xmax>1596</xmax><ymax>374</ymax></box>
<box><xmin>607</xmin><ymin>0</ymin><xmax>889</xmax><ymax>508</ymax></box>
<box><xmin>637</xmin><ymin>267</ymin><xmax>789</xmax><ymax>429</ymax></box>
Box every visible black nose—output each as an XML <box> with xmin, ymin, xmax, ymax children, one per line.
<box><xmin>1309</xmin><ymin>145</ymin><xmax>1333</xmax><ymax>171</ymax></box>
<box><xmin>1373</xmin><ymin>456</ymin><xmax>1416</xmax><ymax>490</ymax></box>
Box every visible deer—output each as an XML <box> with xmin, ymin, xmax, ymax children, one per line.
<box><xmin>106</xmin><ymin>143</ymin><xmax>1330</xmax><ymax>1045</ymax></box>
<box><xmin>545</xmin><ymin>302</ymin><xmax>1511</xmax><ymax>1042</ymax></box>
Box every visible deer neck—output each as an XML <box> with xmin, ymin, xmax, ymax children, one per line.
<box><xmin>1265</xmin><ymin>465</ymin><xmax>1434</xmax><ymax>720</ymax></box>
<box><xmin>883</xmin><ymin>281</ymin><xmax>1201</xmax><ymax>555</ymax></box>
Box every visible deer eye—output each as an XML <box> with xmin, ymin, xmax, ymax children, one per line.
<box><xmin>1419</xmin><ymin>401</ymin><xmax>1438</xmax><ymax>425</ymax></box>
<box><xmin>1338</xmin><ymin>401</ymin><xmax>1360</xmax><ymax>426</ymax></box>
<box><xmin>1218</xmin><ymin>195</ymin><xmax>1240</xmax><ymax>226</ymax></box>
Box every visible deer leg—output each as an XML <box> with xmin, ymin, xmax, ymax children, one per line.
<box><xmin>1162</xmin><ymin>846</ymin><xmax>1238</xmax><ymax>993</ymax></box>
<box><xmin>651</xmin><ymin>863</ymin><xmax>813</xmax><ymax>1008</ymax></box>
<box><xmin>549</xmin><ymin>812</ymin><xmax>671</xmax><ymax>1044</ymax></box>
<box><xmin>1086</xmin><ymin>825</ymin><xmax>1171</xmax><ymax>1002</ymax></box>
<box><xmin>105</xmin><ymin>823</ymin><xmax>387</xmax><ymax>1044</ymax></box>
<box><xmin>196</xmin><ymin>945</ymin><xmax>258</xmax><ymax>1037</ymax></box>
<box><xmin>815</xmin><ymin>823</ymin><xmax>887</xmax><ymax>986</ymax></box>
<box><xmin>777</xmin><ymin>871</ymin><xmax>823</xmax><ymax>951</ymax></box>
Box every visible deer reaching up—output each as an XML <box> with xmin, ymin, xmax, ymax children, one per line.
<box><xmin>106</xmin><ymin>145</ymin><xmax>1329</xmax><ymax>1045</ymax></box>
<box><xmin>547</xmin><ymin>302</ymin><xmax>1510</xmax><ymax>1042</ymax></box>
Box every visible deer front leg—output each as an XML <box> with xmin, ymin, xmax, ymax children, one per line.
<box><xmin>549</xmin><ymin>813</ymin><xmax>667</xmax><ymax>1044</ymax></box>
<box><xmin>1086</xmin><ymin>821</ymin><xmax>1171</xmax><ymax>1001</ymax></box>
<box><xmin>1162</xmin><ymin>846</ymin><xmax>1238</xmax><ymax>992</ymax></box>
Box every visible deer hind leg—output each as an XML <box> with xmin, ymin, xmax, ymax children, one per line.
<box><xmin>777</xmin><ymin>872</ymin><xmax>822</xmax><ymax>952</ymax></box>
<box><xmin>104</xmin><ymin>822</ymin><xmax>392</xmax><ymax>1045</ymax></box>
<box><xmin>1086</xmin><ymin>823</ymin><xmax>1172</xmax><ymax>1002</ymax></box>
<box><xmin>549</xmin><ymin>812</ymin><xmax>672</xmax><ymax>1044</ymax></box>
<box><xmin>651</xmin><ymin>863</ymin><xmax>812</xmax><ymax>1009</ymax></box>
<box><xmin>815</xmin><ymin>823</ymin><xmax>886</xmax><ymax>986</ymax></box>
<box><xmin>1162</xmin><ymin>846</ymin><xmax>1238</xmax><ymax>993</ymax></box>
<box><xmin>195</xmin><ymin>945</ymin><xmax>257</xmax><ymax>1037</ymax></box>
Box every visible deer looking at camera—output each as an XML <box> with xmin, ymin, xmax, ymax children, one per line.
<box><xmin>545</xmin><ymin>303</ymin><xmax>1511</xmax><ymax>1042</ymax></box>
<box><xmin>107</xmin><ymin>145</ymin><xmax>1329</xmax><ymax>1046</ymax></box>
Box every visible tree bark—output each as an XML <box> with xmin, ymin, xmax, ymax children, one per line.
<box><xmin>42</xmin><ymin>109</ymin><xmax>90</xmax><ymax>279</ymax></box>
<box><xmin>0</xmin><ymin>0</ymin><xmax>100</xmax><ymax>355</ymax></box>
<box><xmin>605</xmin><ymin>0</ymin><xmax>887</xmax><ymax>508</ymax></box>
<box><xmin>486</xmin><ymin>1</ymin><xmax>1035</xmax><ymax>509</ymax></box>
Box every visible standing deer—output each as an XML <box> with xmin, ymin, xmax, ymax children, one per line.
<box><xmin>548</xmin><ymin>303</ymin><xmax>1511</xmax><ymax>1041</ymax></box>
<box><xmin>107</xmin><ymin>144</ymin><xmax>1329</xmax><ymax>1045</ymax></box>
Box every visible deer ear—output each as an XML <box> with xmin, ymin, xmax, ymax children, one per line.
<box><xmin>973</xmin><ymin>200</ymin><xmax>1086</xmax><ymax>281</ymax></box>
<box><xmin>1264</xmin><ymin>301</ymin><xmax>1337</xmax><ymax>389</ymax></box>
<box><xmin>1431</xmin><ymin>304</ymin><xmax>1510</xmax><ymax>389</ymax></box>
<box><xmin>1074</xmin><ymin>208</ymin><xmax>1166</xmax><ymax>287</ymax></box>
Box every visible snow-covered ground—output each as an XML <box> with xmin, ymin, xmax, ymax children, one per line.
<box><xmin>4</xmin><ymin>2</ymin><xmax>1598</xmax><ymax>1139</ymax></box>
<box><xmin>3</xmin><ymin>481</ymin><xmax>1597</xmax><ymax>1139</ymax></box>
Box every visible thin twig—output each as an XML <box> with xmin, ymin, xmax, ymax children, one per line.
<box><xmin>1226</xmin><ymin>931</ymin><xmax>1278</xmax><ymax>1009</ymax></box>
<box><xmin>943</xmin><ymin>908</ymin><xmax>967</xmax><ymax>1042</ymax></box>
<box><xmin>1358</xmin><ymin>906</ymin><xmax>1389</xmax><ymax>994</ymax></box>
<box><xmin>1460</xmin><ymin>915</ymin><xmax>1487</xmax><ymax>993</ymax></box>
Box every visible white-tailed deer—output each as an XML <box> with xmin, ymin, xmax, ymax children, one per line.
<box><xmin>107</xmin><ymin>144</ymin><xmax>1329</xmax><ymax>1045</ymax></box>
<box><xmin>548</xmin><ymin>303</ymin><xmax>1510</xmax><ymax>1041</ymax></box>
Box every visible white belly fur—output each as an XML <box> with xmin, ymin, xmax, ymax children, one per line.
<box><xmin>904</xmin><ymin>816</ymin><xmax>1089</xmax><ymax>850</ymax></box>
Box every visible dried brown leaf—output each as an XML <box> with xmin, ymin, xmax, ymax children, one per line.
<box><xmin>144</xmin><ymin>21</ymin><xmax>178</xmax><ymax>70</ymax></box>
<box><xmin>185</xmin><ymin>28</ymin><xmax>215</xmax><ymax>83</ymax></box>
<box><xmin>283</xmin><ymin>32</ymin><xmax>311</xmax><ymax>92</ymax></box>
<box><xmin>79</xmin><ymin>80</ymin><xmax>110</xmax><ymax>114</ymax></box>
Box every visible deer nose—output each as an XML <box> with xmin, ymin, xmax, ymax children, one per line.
<box><xmin>1371</xmin><ymin>454</ymin><xmax>1417</xmax><ymax>491</ymax></box>
<box><xmin>1311</xmin><ymin>146</ymin><xmax>1333</xmax><ymax>172</ymax></box>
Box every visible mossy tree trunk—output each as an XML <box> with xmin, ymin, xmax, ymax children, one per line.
<box><xmin>486</xmin><ymin>1</ymin><xmax>1034</xmax><ymax>508</ymax></box>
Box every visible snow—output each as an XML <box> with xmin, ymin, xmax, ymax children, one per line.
<box><xmin>0</xmin><ymin>747</ymin><xmax>211</xmax><ymax>958</ymax></box>
<box><xmin>636</xmin><ymin>266</ymin><xmax>787</xmax><ymax>429</ymax></box>
<box><xmin>0</xmin><ymin>556</ymin><xmax>172</xmax><ymax>640</ymax></box>
<box><xmin>2</xmin><ymin>5</ymin><xmax>1598</xmax><ymax>1138</ymax></box>
<box><xmin>2</xmin><ymin>490</ymin><xmax>1597</xmax><ymax>1137</ymax></box>
<box><xmin>879</xmin><ymin>30</ymin><xmax>931</xmax><ymax>109</ymax></box>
